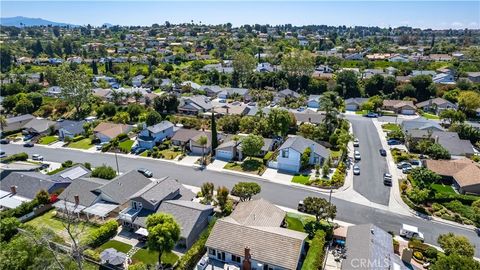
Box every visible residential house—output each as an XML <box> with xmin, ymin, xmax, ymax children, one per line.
<box><xmin>425</xmin><ymin>159</ymin><xmax>480</xmax><ymax>195</ymax></box>
<box><xmin>466</xmin><ymin>72</ymin><xmax>480</xmax><ymax>83</ymax></box>
<box><xmin>406</xmin><ymin>130</ymin><xmax>474</xmax><ymax>157</ymax></box>
<box><xmin>307</xmin><ymin>95</ymin><xmax>322</xmax><ymax>109</ymax></box>
<box><xmin>206</xmin><ymin>199</ymin><xmax>308</xmax><ymax>270</ymax></box>
<box><xmin>118</xmin><ymin>177</ymin><xmax>212</xmax><ymax>248</ymax></box>
<box><xmin>214</xmin><ymin>104</ymin><xmax>250</xmax><ymax>116</ymax></box>
<box><xmin>178</xmin><ymin>95</ymin><xmax>212</xmax><ymax>115</ymax></box>
<box><xmin>137</xmin><ymin>121</ymin><xmax>175</xmax><ymax>149</ymax></box>
<box><xmin>2</xmin><ymin>114</ymin><xmax>34</xmax><ymax>132</ymax></box>
<box><xmin>292</xmin><ymin>110</ymin><xmax>325</xmax><ymax>125</ymax></box>
<box><xmin>93</xmin><ymin>122</ymin><xmax>133</xmax><ymax>143</ymax></box>
<box><xmin>344</xmin><ymin>52</ymin><xmax>364</xmax><ymax>60</ymax></box>
<box><xmin>411</xmin><ymin>70</ymin><xmax>436</xmax><ymax>77</ymax></box>
<box><xmin>275</xmin><ymin>89</ymin><xmax>301</xmax><ymax>101</ymax></box>
<box><xmin>215</xmin><ymin>136</ymin><xmax>275</xmax><ymax>161</ymax></box>
<box><xmin>362</xmin><ymin>69</ymin><xmax>385</xmax><ymax>79</ymax></box>
<box><xmin>386</xmin><ymin>67</ymin><xmax>397</xmax><ymax>75</ymax></box>
<box><xmin>315</xmin><ymin>65</ymin><xmax>334</xmax><ymax>73</ymax></box>
<box><xmin>382</xmin><ymin>100</ymin><xmax>417</xmax><ymax>115</ymax></box>
<box><xmin>401</xmin><ymin>117</ymin><xmax>443</xmax><ymax>134</ymax></box>
<box><xmin>0</xmin><ymin>172</ymin><xmax>72</xmax><ymax>209</ymax></box>
<box><xmin>201</xmin><ymin>85</ymin><xmax>224</xmax><ymax>98</ymax></box>
<box><xmin>433</xmin><ymin>73</ymin><xmax>455</xmax><ymax>84</ymax></box>
<box><xmin>171</xmin><ymin>128</ymin><xmax>225</xmax><ymax>155</ymax></box>
<box><xmin>58</xmin><ymin>120</ymin><xmax>86</xmax><ymax>140</ymax></box>
<box><xmin>22</xmin><ymin>118</ymin><xmax>57</xmax><ymax>135</ymax></box>
<box><xmin>415</xmin><ymin>98</ymin><xmax>457</xmax><ymax>114</ymax></box>
<box><xmin>276</xmin><ymin>136</ymin><xmax>330</xmax><ymax>173</ymax></box>
<box><xmin>388</xmin><ymin>55</ymin><xmax>409</xmax><ymax>63</ymax></box>
<box><xmin>131</xmin><ymin>75</ymin><xmax>145</xmax><ymax>87</ymax></box>
<box><xmin>345</xmin><ymin>98</ymin><xmax>369</xmax><ymax>111</ymax></box>
<box><xmin>217</xmin><ymin>88</ymin><xmax>250</xmax><ymax>101</ymax></box>
<box><xmin>45</xmin><ymin>86</ymin><xmax>62</xmax><ymax>97</ymax></box>
<box><xmin>256</xmin><ymin>62</ymin><xmax>275</xmax><ymax>72</ymax></box>
<box><xmin>0</xmin><ymin>162</ymin><xmax>42</xmax><ymax>179</ymax></box>
<box><xmin>342</xmin><ymin>224</ymin><xmax>408</xmax><ymax>270</ymax></box>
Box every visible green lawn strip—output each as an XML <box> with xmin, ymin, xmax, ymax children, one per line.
<box><xmin>159</xmin><ymin>149</ymin><xmax>181</xmax><ymax>159</ymax></box>
<box><xmin>431</xmin><ymin>183</ymin><xmax>455</xmax><ymax>194</ymax></box>
<box><xmin>46</xmin><ymin>166</ymin><xmax>67</xmax><ymax>175</ymax></box>
<box><xmin>355</xmin><ymin>110</ymin><xmax>367</xmax><ymax>115</ymax></box>
<box><xmin>140</xmin><ymin>151</ymin><xmax>149</xmax><ymax>157</ymax></box>
<box><xmin>118</xmin><ymin>139</ymin><xmax>134</xmax><ymax>152</ymax></box>
<box><xmin>132</xmin><ymin>248</ymin><xmax>178</xmax><ymax>266</ymax></box>
<box><xmin>26</xmin><ymin>210</ymin><xmax>98</xmax><ymax>242</ymax></box>
<box><xmin>292</xmin><ymin>174</ymin><xmax>311</xmax><ymax>185</ymax></box>
<box><xmin>96</xmin><ymin>240</ymin><xmax>132</xmax><ymax>253</ymax></box>
<box><xmin>68</xmin><ymin>138</ymin><xmax>94</xmax><ymax>149</ymax></box>
<box><xmin>285</xmin><ymin>212</ymin><xmax>316</xmax><ymax>233</ymax></box>
<box><xmin>421</xmin><ymin>112</ymin><xmax>440</xmax><ymax>120</ymax></box>
<box><xmin>39</xmin><ymin>136</ymin><xmax>58</xmax><ymax>145</ymax></box>
<box><xmin>223</xmin><ymin>158</ymin><xmax>265</xmax><ymax>175</ymax></box>
<box><xmin>381</xmin><ymin>123</ymin><xmax>401</xmax><ymax>131</ymax></box>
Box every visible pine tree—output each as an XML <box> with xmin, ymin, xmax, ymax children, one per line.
<box><xmin>91</xmin><ymin>60</ymin><xmax>98</xmax><ymax>75</ymax></box>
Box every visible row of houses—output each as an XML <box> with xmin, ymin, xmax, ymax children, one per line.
<box><xmin>342</xmin><ymin>97</ymin><xmax>459</xmax><ymax>115</ymax></box>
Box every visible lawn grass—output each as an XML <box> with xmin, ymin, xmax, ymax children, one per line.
<box><xmin>68</xmin><ymin>138</ymin><xmax>94</xmax><ymax>149</ymax></box>
<box><xmin>46</xmin><ymin>166</ymin><xmax>67</xmax><ymax>175</ymax></box>
<box><xmin>330</xmin><ymin>150</ymin><xmax>342</xmax><ymax>159</ymax></box>
<box><xmin>355</xmin><ymin>110</ymin><xmax>367</xmax><ymax>115</ymax></box>
<box><xmin>118</xmin><ymin>139</ymin><xmax>134</xmax><ymax>153</ymax></box>
<box><xmin>132</xmin><ymin>248</ymin><xmax>178</xmax><ymax>266</ymax></box>
<box><xmin>140</xmin><ymin>150</ymin><xmax>149</xmax><ymax>157</ymax></box>
<box><xmin>96</xmin><ymin>240</ymin><xmax>132</xmax><ymax>253</ymax></box>
<box><xmin>285</xmin><ymin>212</ymin><xmax>316</xmax><ymax>233</ymax></box>
<box><xmin>26</xmin><ymin>210</ymin><xmax>98</xmax><ymax>243</ymax></box>
<box><xmin>431</xmin><ymin>183</ymin><xmax>456</xmax><ymax>194</ymax></box>
<box><xmin>159</xmin><ymin>149</ymin><xmax>181</xmax><ymax>159</ymax></box>
<box><xmin>224</xmin><ymin>158</ymin><xmax>265</xmax><ymax>175</ymax></box>
<box><xmin>420</xmin><ymin>112</ymin><xmax>440</xmax><ymax>120</ymax></box>
<box><xmin>292</xmin><ymin>174</ymin><xmax>311</xmax><ymax>185</ymax></box>
<box><xmin>38</xmin><ymin>135</ymin><xmax>58</xmax><ymax>145</ymax></box>
<box><xmin>381</xmin><ymin>123</ymin><xmax>401</xmax><ymax>132</ymax></box>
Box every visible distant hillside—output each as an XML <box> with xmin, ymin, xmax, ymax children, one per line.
<box><xmin>0</xmin><ymin>16</ymin><xmax>77</xmax><ymax>27</ymax></box>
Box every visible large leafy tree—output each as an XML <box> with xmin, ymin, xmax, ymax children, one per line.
<box><xmin>281</xmin><ymin>50</ymin><xmax>314</xmax><ymax>90</ymax></box>
<box><xmin>146</xmin><ymin>111</ymin><xmax>162</xmax><ymax>126</ymax></box>
<box><xmin>430</xmin><ymin>254</ymin><xmax>480</xmax><ymax>270</ymax></box>
<box><xmin>335</xmin><ymin>70</ymin><xmax>360</xmax><ymax>98</ymax></box>
<box><xmin>146</xmin><ymin>213</ymin><xmax>181</xmax><ymax>268</ymax></box>
<box><xmin>233</xmin><ymin>52</ymin><xmax>256</xmax><ymax>87</ymax></box>
<box><xmin>241</xmin><ymin>134</ymin><xmax>264</xmax><ymax>159</ymax></box>
<box><xmin>439</xmin><ymin>109</ymin><xmax>466</xmax><ymax>125</ymax></box>
<box><xmin>438</xmin><ymin>233</ymin><xmax>475</xmax><ymax>257</ymax></box>
<box><xmin>268</xmin><ymin>108</ymin><xmax>293</xmax><ymax>137</ymax></box>
<box><xmin>409</xmin><ymin>167</ymin><xmax>441</xmax><ymax>189</ymax></box>
<box><xmin>458</xmin><ymin>91</ymin><xmax>480</xmax><ymax>114</ymax></box>
<box><xmin>153</xmin><ymin>94</ymin><xmax>179</xmax><ymax>113</ymax></box>
<box><xmin>302</xmin><ymin>196</ymin><xmax>336</xmax><ymax>222</ymax></box>
<box><xmin>58</xmin><ymin>64</ymin><xmax>91</xmax><ymax>118</ymax></box>
<box><xmin>231</xmin><ymin>182</ymin><xmax>261</xmax><ymax>201</ymax></box>
<box><xmin>410</xmin><ymin>75</ymin><xmax>435</xmax><ymax>102</ymax></box>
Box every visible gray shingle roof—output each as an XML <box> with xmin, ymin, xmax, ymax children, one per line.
<box><xmin>147</xmin><ymin>120</ymin><xmax>174</xmax><ymax>133</ymax></box>
<box><xmin>23</xmin><ymin>118</ymin><xmax>57</xmax><ymax>133</ymax></box>
<box><xmin>130</xmin><ymin>177</ymin><xmax>183</xmax><ymax>209</ymax></box>
<box><xmin>402</xmin><ymin>117</ymin><xmax>443</xmax><ymax>133</ymax></box>
<box><xmin>58</xmin><ymin>120</ymin><xmax>85</xmax><ymax>135</ymax></box>
<box><xmin>97</xmin><ymin>170</ymin><xmax>152</xmax><ymax>205</ymax></box>
<box><xmin>279</xmin><ymin>136</ymin><xmax>330</xmax><ymax>158</ymax></box>
<box><xmin>1</xmin><ymin>172</ymin><xmax>59</xmax><ymax>199</ymax></box>
<box><xmin>57</xmin><ymin>177</ymin><xmax>108</xmax><ymax>207</ymax></box>
<box><xmin>6</xmin><ymin>114</ymin><xmax>34</xmax><ymax>125</ymax></box>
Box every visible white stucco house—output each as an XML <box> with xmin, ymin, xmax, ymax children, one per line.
<box><xmin>276</xmin><ymin>136</ymin><xmax>330</xmax><ymax>173</ymax></box>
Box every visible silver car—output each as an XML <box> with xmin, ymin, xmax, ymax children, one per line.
<box><xmin>32</xmin><ymin>154</ymin><xmax>44</xmax><ymax>161</ymax></box>
<box><xmin>353</xmin><ymin>164</ymin><xmax>360</xmax><ymax>175</ymax></box>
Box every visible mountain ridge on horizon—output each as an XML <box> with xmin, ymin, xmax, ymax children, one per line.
<box><xmin>0</xmin><ymin>16</ymin><xmax>78</xmax><ymax>27</ymax></box>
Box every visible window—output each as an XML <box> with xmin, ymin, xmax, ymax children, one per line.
<box><xmin>208</xmin><ymin>248</ymin><xmax>216</xmax><ymax>256</ymax></box>
<box><xmin>281</xmin><ymin>149</ymin><xmax>289</xmax><ymax>158</ymax></box>
<box><xmin>231</xmin><ymin>255</ymin><xmax>241</xmax><ymax>263</ymax></box>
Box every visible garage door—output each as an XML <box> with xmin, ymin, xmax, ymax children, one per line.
<box><xmin>216</xmin><ymin>150</ymin><xmax>233</xmax><ymax>161</ymax></box>
<box><xmin>401</xmin><ymin>109</ymin><xmax>415</xmax><ymax>115</ymax></box>
<box><xmin>278</xmin><ymin>163</ymin><xmax>300</xmax><ymax>173</ymax></box>
<box><xmin>346</xmin><ymin>104</ymin><xmax>358</xmax><ymax>111</ymax></box>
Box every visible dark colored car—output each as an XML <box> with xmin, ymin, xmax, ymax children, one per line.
<box><xmin>383</xmin><ymin>173</ymin><xmax>392</xmax><ymax>186</ymax></box>
<box><xmin>40</xmin><ymin>163</ymin><xmax>50</xmax><ymax>170</ymax></box>
<box><xmin>0</xmin><ymin>139</ymin><xmax>10</xmax><ymax>144</ymax></box>
<box><xmin>23</xmin><ymin>142</ymin><xmax>34</xmax><ymax>147</ymax></box>
<box><xmin>387</xmin><ymin>139</ymin><xmax>401</xmax><ymax>145</ymax></box>
<box><xmin>137</xmin><ymin>168</ymin><xmax>153</xmax><ymax>178</ymax></box>
<box><xmin>475</xmin><ymin>227</ymin><xmax>480</xmax><ymax>236</ymax></box>
<box><xmin>379</xmin><ymin>149</ymin><xmax>387</xmax><ymax>156</ymax></box>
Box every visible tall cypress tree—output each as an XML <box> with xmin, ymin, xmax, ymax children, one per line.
<box><xmin>91</xmin><ymin>60</ymin><xmax>98</xmax><ymax>75</ymax></box>
<box><xmin>211</xmin><ymin>112</ymin><xmax>218</xmax><ymax>154</ymax></box>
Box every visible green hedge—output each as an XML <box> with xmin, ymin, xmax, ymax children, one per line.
<box><xmin>401</xmin><ymin>194</ymin><xmax>430</xmax><ymax>215</ymax></box>
<box><xmin>175</xmin><ymin>219</ymin><xmax>216</xmax><ymax>270</ymax></box>
<box><xmin>431</xmin><ymin>193</ymin><xmax>478</xmax><ymax>205</ymax></box>
<box><xmin>71</xmin><ymin>135</ymin><xmax>85</xmax><ymax>142</ymax></box>
<box><xmin>84</xmin><ymin>220</ymin><xmax>119</xmax><ymax>248</ymax></box>
<box><xmin>91</xmin><ymin>165</ymin><xmax>117</xmax><ymax>180</ymax></box>
<box><xmin>2</xmin><ymin>152</ymin><xmax>28</xmax><ymax>163</ymax></box>
<box><xmin>301</xmin><ymin>230</ymin><xmax>326</xmax><ymax>270</ymax></box>
<box><xmin>0</xmin><ymin>198</ymin><xmax>40</xmax><ymax>219</ymax></box>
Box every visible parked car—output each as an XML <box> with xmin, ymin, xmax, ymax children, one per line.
<box><xmin>23</xmin><ymin>142</ymin><xmax>34</xmax><ymax>147</ymax></box>
<box><xmin>137</xmin><ymin>168</ymin><xmax>153</xmax><ymax>178</ymax></box>
<box><xmin>39</xmin><ymin>163</ymin><xmax>50</xmax><ymax>170</ymax></box>
<box><xmin>354</xmin><ymin>150</ymin><xmax>361</xmax><ymax>161</ymax></box>
<box><xmin>397</xmin><ymin>161</ymin><xmax>411</xmax><ymax>169</ymax></box>
<box><xmin>379</xmin><ymin>149</ymin><xmax>387</xmax><ymax>156</ymax></box>
<box><xmin>32</xmin><ymin>154</ymin><xmax>44</xmax><ymax>161</ymax></box>
<box><xmin>23</xmin><ymin>134</ymin><xmax>35</xmax><ymax>141</ymax></box>
<box><xmin>387</xmin><ymin>139</ymin><xmax>401</xmax><ymax>145</ymax></box>
<box><xmin>353</xmin><ymin>164</ymin><xmax>360</xmax><ymax>175</ymax></box>
<box><xmin>0</xmin><ymin>151</ymin><xmax>6</xmax><ymax>158</ymax></box>
<box><xmin>0</xmin><ymin>139</ymin><xmax>10</xmax><ymax>144</ymax></box>
<box><xmin>297</xmin><ymin>200</ymin><xmax>305</xmax><ymax>212</ymax></box>
<box><xmin>353</xmin><ymin>138</ymin><xmax>359</xmax><ymax>147</ymax></box>
<box><xmin>410</xmin><ymin>160</ymin><xmax>422</xmax><ymax>167</ymax></box>
<box><xmin>197</xmin><ymin>255</ymin><xmax>209</xmax><ymax>270</ymax></box>
<box><xmin>365</xmin><ymin>112</ymin><xmax>379</xmax><ymax>118</ymax></box>
<box><xmin>400</xmin><ymin>224</ymin><xmax>424</xmax><ymax>241</ymax></box>
<box><xmin>475</xmin><ymin>227</ymin><xmax>480</xmax><ymax>237</ymax></box>
<box><xmin>96</xmin><ymin>142</ymin><xmax>108</xmax><ymax>150</ymax></box>
<box><xmin>402</xmin><ymin>166</ymin><xmax>413</xmax><ymax>174</ymax></box>
<box><xmin>383</xmin><ymin>173</ymin><xmax>392</xmax><ymax>186</ymax></box>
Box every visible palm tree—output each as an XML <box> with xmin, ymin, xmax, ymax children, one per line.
<box><xmin>124</xmin><ymin>92</ymin><xmax>133</xmax><ymax>104</ymax></box>
<box><xmin>111</xmin><ymin>90</ymin><xmax>122</xmax><ymax>105</ymax></box>
<box><xmin>198</xmin><ymin>135</ymin><xmax>208</xmax><ymax>166</ymax></box>
<box><xmin>133</xmin><ymin>91</ymin><xmax>143</xmax><ymax>103</ymax></box>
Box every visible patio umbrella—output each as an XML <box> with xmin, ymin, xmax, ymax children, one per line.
<box><xmin>108</xmin><ymin>251</ymin><xmax>127</xmax><ymax>266</ymax></box>
<box><xmin>100</xmin><ymin>248</ymin><xmax>117</xmax><ymax>263</ymax></box>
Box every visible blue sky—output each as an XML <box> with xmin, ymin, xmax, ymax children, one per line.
<box><xmin>1</xmin><ymin>1</ymin><xmax>479</xmax><ymax>29</ymax></box>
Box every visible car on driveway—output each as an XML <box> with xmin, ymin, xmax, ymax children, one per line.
<box><xmin>365</xmin><ymin>112</ymin><xmax>378</xmax><ymax>118</ymax></box>
<box><xmin>387</xmin><ymin>139</ymin><xmax>401</xmax><ymax>145</ymax></box>
<box><xmin>23</xmin><ymin>142</ymin><xmax>34</xmax><ymax>147</ymax></box>
<box><xmin>0</xmin><ymin>139</ymin><xmax>10</xmax><ymax>144</ymax></box>
<box><xmin>32</xmin><ymin>154</ymin><xmax>44</xmax><ymax>161</ymax></box>
<box><xmin>379</xmin><ymin>149</ymin><xmax>387</xmax><ymax>156</ymax></box>
<box><xmin>354</xmin><ymin>150</ymin><xmax>361</xmax><ymax>161</ymax></box>
<box><xmin>410</xmin><ymin>159</ymin><xmax>422</xmax><ymax>167</ymax></box>
<box><xmin>137</xmin><ymin>168</ymin><xmax>153</xmax><ymax>178</ymax></box>
<box><xmin>353</xmin><ymin>138</ymin><xmax>359</xmax><ymax>147</ymax></box>
<box><xmin>353</xmin><ymin>164</ymin><xmax>360</xmax><ymax>175</ymax></box>
<box><xmin>383</xmin><ymin>173</ymin><xmax>392</xmax><ymax>186</ymax></box>
<box><xmin>0</xmin><ymin>151</ymin><xmax>6</xmax><ymax>158</ymax></box>
<box><xmin>40</xmin><ymin>163</ymin><xmax>50</xmax><ymax>170</ymax></box>
<box><xmin>397</xmin><ymin>161</ymin><xmax>411</xmax><ymax>169</ymax></box>
<box><xmin>402</xmin><ymin>166</ymin><xmax>413</xmax><ymax>174</ymax></box>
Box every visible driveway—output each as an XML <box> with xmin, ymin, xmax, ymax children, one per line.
<box><xmin>346</xmin><ymin>115</ymin><xmax>391</xmax><ymax>205</ymax></box>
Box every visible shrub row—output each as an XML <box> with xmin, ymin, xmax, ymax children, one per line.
<box><xmin>83</xmin><ymin>220</ymin><xmax>119</xmax><ymax>248</ymax></box>
<box><xmin>0</xmin><ymin>198</ymin><xmax>40</xmax><ymax>219</ymax></box>
<box><xmin>401</xmin><ymin>194</ymin><xmax>430</xmax><ymax>215</ymax></box>
<box><xmin>175</xmin><ymin>219</ymin><xmax>216</xmax><ymax>270</ymax></box>
<box><xmin>91</xmin><ymin>165</ymin><xmax>117</xmax><ymax>180</ymax></box>
<box><xmin>301</xmin><ymin>230</ymin><xmax>326</xmax><ymax>270</ymax></box>
<box><xmin>2</xmin><ymin>152</ymin><xmax>28</xmax><ymax>163</ymax></box>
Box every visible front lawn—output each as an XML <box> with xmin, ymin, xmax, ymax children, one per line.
<box><xmin>26</xmin><ymin>210</ymin><xmax>98</xmax><ymax>243</ymax></box>
<box><xmin>132</xmin><ymin>248</ymin><xmax>178</xmax><ymax>266</ymax></box>
<box><xmin>420</xmin><ymin>112</ymin><xmax>440</xmax><ymax>120</ymax></box>
<box><xmin>68</xmin><ymin>138</ymin><xmax>94</xmax><ymax>149</ymax></box>
<box><xmin>431</xmin><ymin>183</ymin><xmax>456</xmax><ymax>194</ymax></box>
<box><xmin>292</xmin><ymin>174</ymin><xmax>311</xmax><ymax>185</ymax></box>
<box><xmin>285</xmin><ymin>213</ymin><xmax>316</xmax><ymax>233</ymax></box>
<box><xmin>224</xmin><ymin>158</ymin><xmax>266</xmax><ymax>175</ymax></box>
<box><xmin>118</xmin><ymin>139</ymin><xmax>134</xmax><ymax>153</ymax></box>
<box><xmin>382</xmin><ymin>123</ymin><xmax>401</xmax><ymax>132</ymax></box>
<box><xmin>96</xmin><ymin>240</ymin><xmax>132</xmax><ymax>253</ymax></box>
<box><xmin>38</xmin><ymin>136</ymin><xmax>58</xmax><ymax>145</ymax></box>
<box><xmin>159</xmin><ymin>149</ymin><xmax>181</xmax><ymax>159</ymax></box>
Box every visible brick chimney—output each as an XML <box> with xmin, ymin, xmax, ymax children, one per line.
<box><xmin>10</xmin><ymin>185</ymin><xmax>17</xmax><ymax>194</ymax></box>
<box><xmin>74</xmin><ymin>195</ymin><xmax>80</xmax><ymax>205</ymax></box>
<box><xmin>242</xmin><ymin>246</ymin><xmax>251</xmax><ymax>270</ymax></box>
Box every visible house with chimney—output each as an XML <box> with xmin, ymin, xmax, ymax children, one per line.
<box><xmin>275</xmin><ymin>136</ymin><xmax>330</xmax><ymax>173</ymax></box>
<box><xmin>206</xmin><ymin>199</ymin><xmax>308</xmax><ymax>270</ymax></box>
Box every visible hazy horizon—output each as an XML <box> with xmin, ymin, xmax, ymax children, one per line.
<box><xmin>1</xmin><ymin>1</ymin><xmax>479</xmax><ymax>30</ymax></box>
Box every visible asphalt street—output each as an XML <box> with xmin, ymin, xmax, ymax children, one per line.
<box><xmin>2</xmin><ymin>143</ymin><xmax>480</xmax><ymax>256</ymax></box>
<box><xmin>346</xmin><ymin>115</ymin><xmax>391</xmax><ymax>205</ymax></box>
